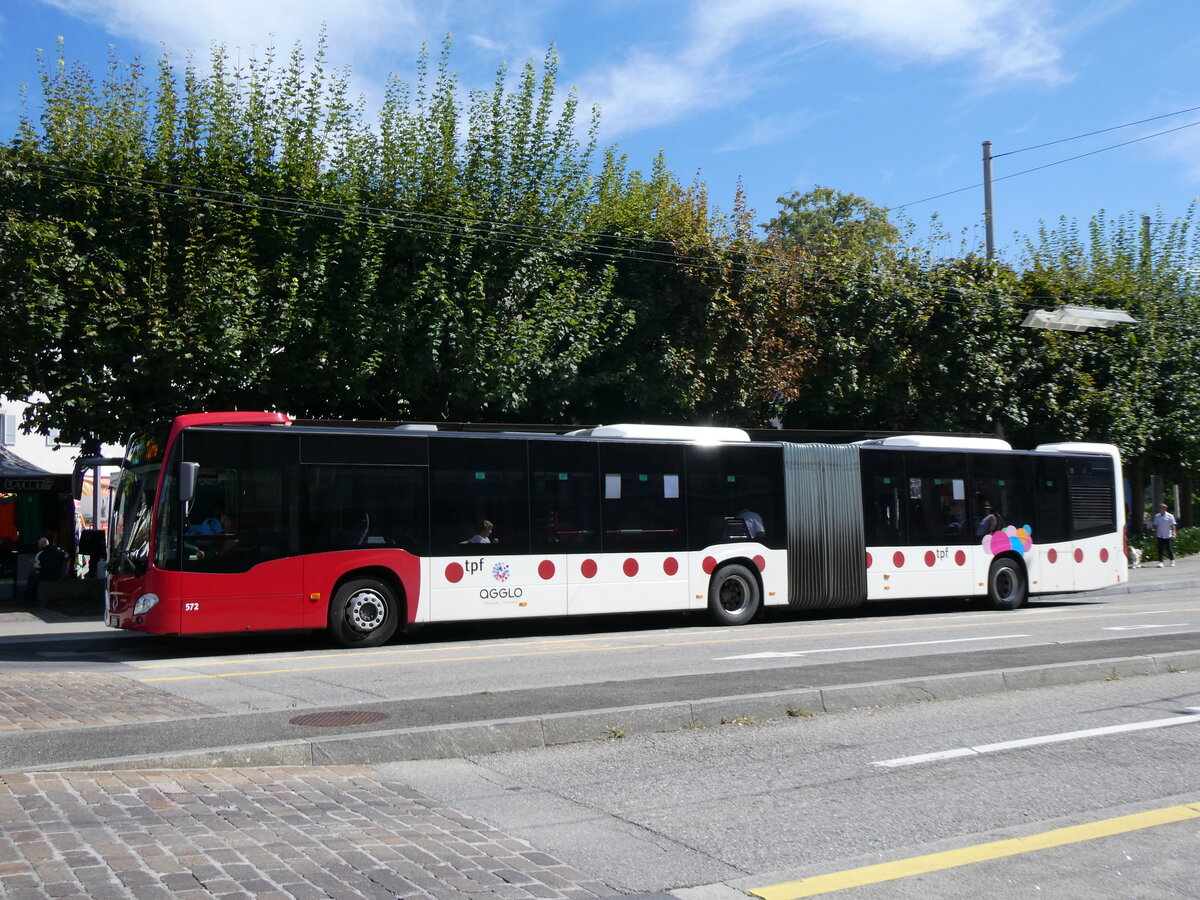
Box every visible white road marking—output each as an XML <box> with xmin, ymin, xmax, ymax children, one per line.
<box><xmin>874</xmin><ymin>708</ymin><xmax>1200</xmax><ymax>768</ymax></box>
<box><xmin>716</xmin><ymin>634</ymin><xmax>1030</xmax><ymax>660</ymax></box>
<box><xmin>1103</xmin><ymin>623</ymin><xmax>1188</xmax><ymax>630</ymax></box>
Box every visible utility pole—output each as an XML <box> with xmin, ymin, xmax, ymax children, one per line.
<box><xmin>982</xmin><ymin>140</ymin><xmax>995</xmax><ymax>260</ymax></box>
<box><xmin>1141</xmin><ymin>214</ymin><xmax>1151</xmax><ymax>273</ymax></box>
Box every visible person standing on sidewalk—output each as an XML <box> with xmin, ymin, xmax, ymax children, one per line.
<box><xmin>1152</xmin><ymin>503</ymin><xmax>1178</xmax><ymax>568</ymax></box>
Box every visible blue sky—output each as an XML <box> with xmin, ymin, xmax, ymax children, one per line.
<box><xmin>1</xmin><ymin>0</ymin><xmax>1198</xmax><ymax>259</ymax></box>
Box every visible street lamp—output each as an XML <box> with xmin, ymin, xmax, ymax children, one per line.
<box><xmin>1021</xmin><ymin>305</ymin><xmax>1138</xmax><ymax>332</ymax></box>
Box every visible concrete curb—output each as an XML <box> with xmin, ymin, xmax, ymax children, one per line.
<box><xmin>30</xmin><ymin>648</ymin><xmax>1200</xmax><ymax>774</ymax></box>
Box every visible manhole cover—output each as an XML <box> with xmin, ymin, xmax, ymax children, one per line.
<box><xmin>289</xmin><ymin>710</ymin><xmax>389</xmax><ymax>727</ymax></box>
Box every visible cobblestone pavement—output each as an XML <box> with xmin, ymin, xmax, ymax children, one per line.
<box><xmin>0</xmin><ymin>767</ymin><xmax>615</xmax><ymax>900</ymax></box>
<box><xmin>0</xmin><ymin>673</ymin><xmax>215</xmax><ymax>732</ymax></box>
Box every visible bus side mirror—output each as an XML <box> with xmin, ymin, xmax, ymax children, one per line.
<box><xmin>71</xmin><ymin>456</ymin><xmax>124</xmax><ymax>500</ymax></box>
<box><xmin>179</xmin><ymin>462</ymin><xmax>199</xmax><ymax>505</ymax></box>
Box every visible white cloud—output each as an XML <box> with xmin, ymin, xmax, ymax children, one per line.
<box><xmin>584</xmin><ymin>0</ymin><xmax>1066</xmax><ymax>140</ymax></box>
<box><xmin>583</xmin><ymin>50</ymin><xmax>744</xmax><ymax>136</ymax></box>
<box><xmin>42</xmin><ymin>0</ymin><xmax>425</xmax><ymax>68</ymax></box>
<box><xmin>716</xmin><ymin>109</ymin><xmax>820</xmax><ymax>152</ymax></box>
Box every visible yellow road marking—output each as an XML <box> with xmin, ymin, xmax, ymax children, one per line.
<box><xmin>133</xmin><ymin>604</ymin><xmax>1200</xmax><ymax>675</ymax></box>
<box><xmin>749</xmin><ymin>802</ymin><xmax>1200</xmax><ymax>900</ymax></box>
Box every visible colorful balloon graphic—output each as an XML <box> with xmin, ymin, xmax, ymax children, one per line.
<box><xmin>982</xmin><ymin>524</ymin><xmax>1033</xmax><ymax>556</ymax></box>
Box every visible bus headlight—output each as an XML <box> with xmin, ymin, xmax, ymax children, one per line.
<box><xmin>132</xmin><ymin>593</ymin><xmax>160</xmax><ymax>616</ymax></box>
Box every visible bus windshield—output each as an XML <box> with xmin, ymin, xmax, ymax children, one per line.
<box><xmin>111</xmin><ymin>463</ymin><xmax>160</xmax><ymax>573</ymax></box>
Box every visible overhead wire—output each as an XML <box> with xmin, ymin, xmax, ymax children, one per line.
<box><xmin>993</xmin><ymin>103</ymin><xmax>1200</xmax><ymax>158</ymax></box>
<box><xmin>890</xmin><ymin>113</ymin><xmax>1200</xmax><ymax>213</ymax></box>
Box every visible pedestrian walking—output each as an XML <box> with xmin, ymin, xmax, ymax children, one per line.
<box><xmin>1152</xmin><ymin>503</ymin><xmax>1178</xmax><ymax>568</ymax></box>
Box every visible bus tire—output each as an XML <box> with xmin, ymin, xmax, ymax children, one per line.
<box><xmin>328</xmin><ymin>578</ymin><xmax>400</xmax><ymax>647</ymax></box>
<box><xmin>708</xmin><ymin>563</ymin><xmax>761</xmax><ymax>626</ymax></box>
<box><xmin>987</xmin><ymin>558</ymin><xmax>1027</xmax><ymax>610</ymax></box>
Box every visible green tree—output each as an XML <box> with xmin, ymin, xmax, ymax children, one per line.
<box><xmin>765</xmin><ymin>185</ymin><xmax>900</xmax><ymax>259</ymax></box>
<box><xmin>1</xmin><ymin>36</ymin><xmax>633</xmax><ymax>443</ymax></box>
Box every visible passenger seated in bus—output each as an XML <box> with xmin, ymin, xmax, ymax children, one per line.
<box><xmin>187</xmin><ymin>502</ymin><xmax>232</xmax><ymax>536</ymax></box>
<box><xmin>738</xmin><ymin>509</ymin><xmax>766</xmax><ymax>539</ymax></box>
<box><xmin>336</xmin><ymin>510</ymin><xmax>370</xmax><ymax>547</ymax></box>
<box><xmin>463</xmin><ymin>520</ymin><xmax>496</xmax><ymax>544</ymax></box>
<box><xmin>975</xmin><ymin>503</ymin><xmax>1002</xmax><ymax>535</ymax></box>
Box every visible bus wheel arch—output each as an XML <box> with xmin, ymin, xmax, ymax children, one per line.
<box><xmin>327</xmin><ymin>568</ymin><xmax>406</xmax><ymax>647</ymax></box>
<box><xmin>987</xmin><ymin>555</ymin><xmax>1028</xmax><ymax>610</ymax></box>
<box><xmin>707</xmin><ymin>561</ymin><xmax>762</xmax><ymax>626</ymax></box>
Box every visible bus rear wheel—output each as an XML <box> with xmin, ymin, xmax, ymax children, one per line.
<box><xmin>329</xmin><ymin>578</ymin><xmax>400</xmax><ymax>647</ymax></box>
<box><xmin>987</xmin><ymin>558</ymin><xmax>1027</xmax><ymax>610</ymax></box>
<box><xmin>708</xmin><ymin>563</ymin><xmax>761</xmax><ymax>626</ymax></box>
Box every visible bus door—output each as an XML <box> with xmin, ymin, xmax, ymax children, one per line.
<box><xmin>570</xmin><ymin>443</ymin><xmax>690</xmax><ymax>615</ymax></box>
<box><xmin>298</xmin><ymin>460</ymin><xmax>430</xmax><ymax>629</ymax></box>
<box><xmin>177</xmin><ymin>430</ymin><xmax>303</xmax><ymax>634</ymax></box>
<box><xmin>1031</xmin><ymin>456</ymin><xmax>1074</xmax><ymax>594</ymax></box>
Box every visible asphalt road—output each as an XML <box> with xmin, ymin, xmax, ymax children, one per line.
<box><xmin>382</xmin><ymin>670</ymin><xmax>1200</xmax><ymax>898</ymax></box>
<box><xmin>0</xmin><ymin>563</ymin><xmax>1198</xmax><ymax>772</ymax></box>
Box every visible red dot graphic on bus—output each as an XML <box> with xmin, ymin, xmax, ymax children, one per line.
<box><xmin>703</xmin><ymin>556</ymin><xmax>717</xmax><ymax>574</ymax></box>
<box><xmin>866</xmin><ymin>552</ymin><xmax>873</xmax><ymax>568</ymax></box>
<box><xmin>581</xmin><ymin>559</ymin><xmax>598</xmax><ymax>579</ymax></box>
<box><xmin>1047</xmin><ymin>548</ymin><xmax>1058</xmax><ymax>563</ymax></box>
<box><xmin>623</xmin><ymin>558</ymin><xmax>639</xmax><ymax>577</ymax></box>
<box><xmin>663</xmin><ymin>557</ymin><xmax>679</xmax><ymax>576</ymax></box>
<box><xmin>893</xmin><ymin>551</ymin><xmax>905</xmax><ymax>568</ymax></box>
<box><xmin>539</xmin><ymin>560</ymin><xmax>556</xmax><ymax>580</ymax></box>
<box><xmin>924</xmin><ymin>551</ymin><xmax>936</xmax><ymax>567</ymax></box>
<box><xmin>754</xmin><ymin>555</ymin><xmax>766</xmax><ymax>572</ymax></box>
<box><xmin>445</xmin><ymin>563</ymin><xmax>464</xmax><ymax>584</ymax></box>
<box><xmin>1074</xmin><ymin>548</ymin><xmax>1084</xmax><ymax>563</ymax></box>
<box><xmin>1100</xmin><ymin>548</ymin><xmax>1109</xmax><ymax>563</ymax></box>
<box><xmin>955</xmin><ymin>550</ymin><xmax>966</xmax><ymax>566</ymax></box>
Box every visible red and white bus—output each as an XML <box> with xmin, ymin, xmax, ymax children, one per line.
<box><xmin>86</xmin><ymin>412</ymin><xmax>1126</xmax><ymax>647</ymax></box>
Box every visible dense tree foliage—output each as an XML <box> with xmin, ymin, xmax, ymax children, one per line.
<box><xmin>3</xmin><ymin>33</ymin><xmax>1199</xmax><ymax>511</ymax></box>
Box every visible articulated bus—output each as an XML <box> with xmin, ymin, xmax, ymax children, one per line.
<box><xmin>85</xmin><ymin>412</ymin><xmax>1126</xmax><ymax>647</ymax></box>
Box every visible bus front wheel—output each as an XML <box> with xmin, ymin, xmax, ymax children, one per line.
<box><xmin>329</xmin><ymin>578</ymin><xmax>400</xmax><ymax>647</ymax></box>
<box><xmin>987</xmin><ymin>558</ymin><xmax>1027</xmax><ymax>610</ymax></box>
<box><xmin>708</xmin><ymin>563</ymin><xmax>761</xmax><ymax>626</ymax></box>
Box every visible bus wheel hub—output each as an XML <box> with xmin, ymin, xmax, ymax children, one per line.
<box><xmin>347</xmin><ymin>590</ymin><xmax>386</xmax><ymax>631</ymax></box>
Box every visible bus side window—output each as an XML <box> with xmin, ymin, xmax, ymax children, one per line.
<box><xmin>685</xmin><ymin>445</ymin><xmax>784</xmax><ymax>550</ymax></box>
<box><xmin>530</xmin><ymin>440</ymin><xmax>600</xmax><ymax>554</ymax></box>
<box><xmin>599</xmin><ymin>443</ymin><xmax>685</xmax><ymax>553</ymax></box>
<box><xmin>903</xmin><ymin>451</ymin><xmax>969</xmax><ymax>546</ymax></box>
<box><xmin>860</xmin><ymin>448</ymin><xmax>905</xmax><ymax>546</ymax></box>
<box><xmin>430</xmin><ymin>438</ymin><xmax>529</xmax><ymax>555</ymax></box>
